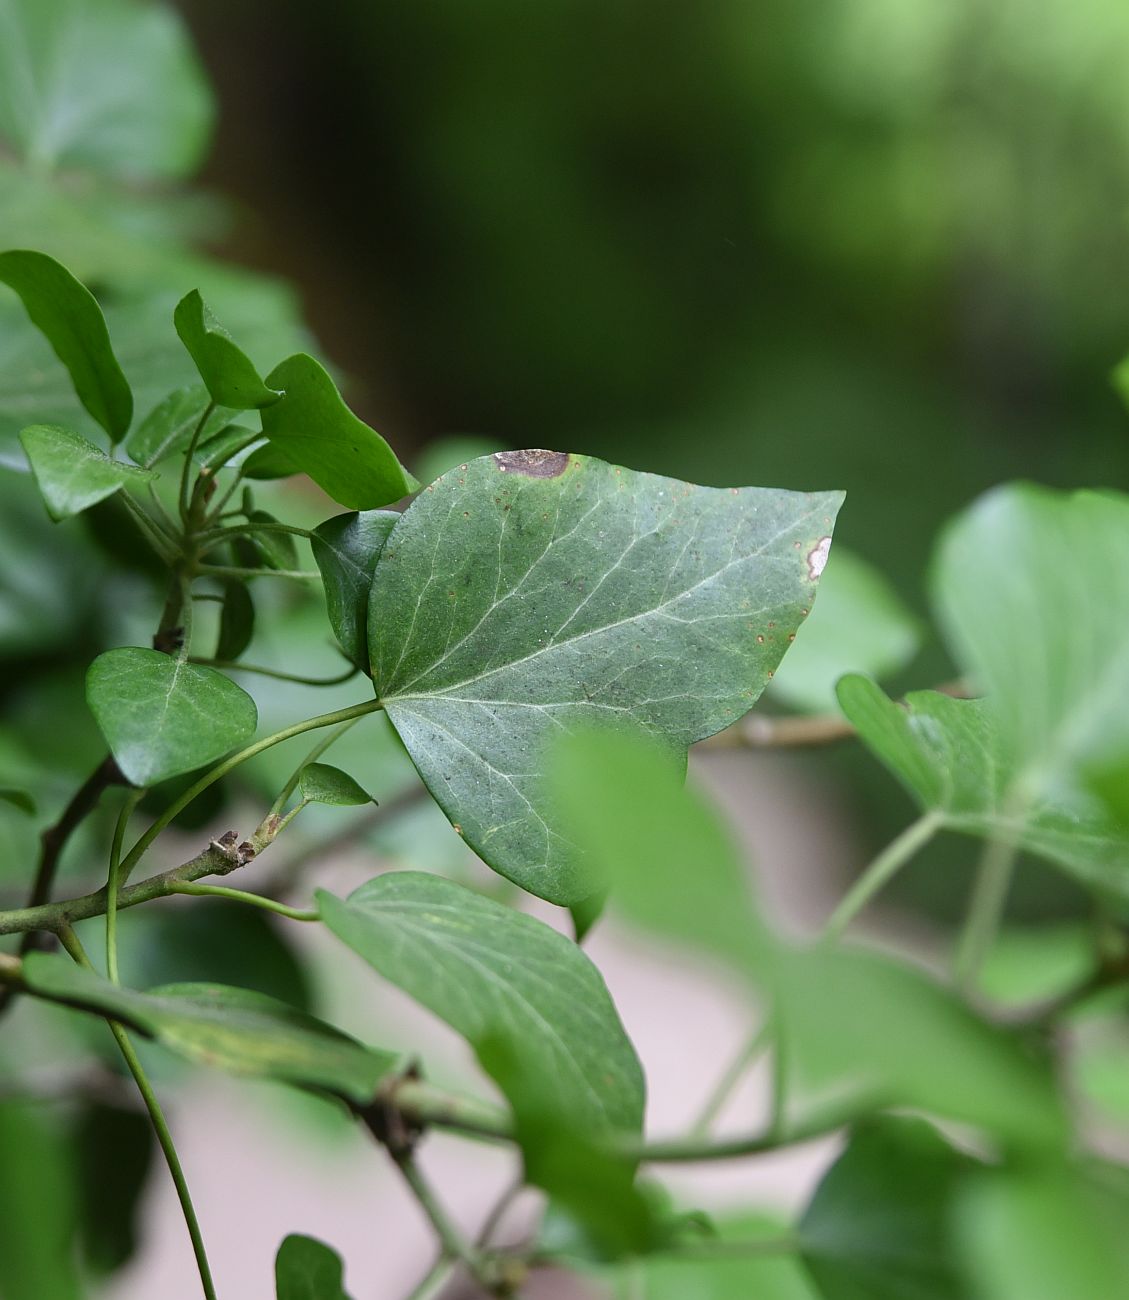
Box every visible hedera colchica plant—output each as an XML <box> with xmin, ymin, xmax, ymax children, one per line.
<box><xmin>3</xmin><ymin>242</ymin><xmax>1129</xmax><ymax>1300</ymax></box>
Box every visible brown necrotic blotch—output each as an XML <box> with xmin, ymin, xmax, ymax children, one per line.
<box><xmin>493</xmin><ymin>449</ymin><xmax>570</xmax><ymax>478</ymax></box>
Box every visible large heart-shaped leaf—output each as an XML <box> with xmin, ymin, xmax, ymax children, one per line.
<box><xmin>800</xmin><ymin>1117</ymin><xmax>975</xmax><ymax>1300</ymax></box>
<box><xmin>0</xmin><ymin>250</ymin><xmax>132</xmax><ymax>440</ymax></box>
<box><xmin>86</xmin><ymin>647</ymin><xmax>257</xmax><ymax>786</ymax></box>
<box><xmin>548</xmin><ymin>726</ymin><xmax>1065</xmax><ymax>1148</ymax></box>
<box><xmin>318</xmin><ymin>871</ymin><xmax>645</xmax><ymax>1136</ymax></box>
<box><xmin>22</xmin><ymin>955</ymin><xmax>396</xmax><ymax>1104</ymax></box>
<box><xmin>173</xmin><ymin>290</ymin><xmax>281</xmax><ymax>411</ymax></box>
<box><xmin>312</xmin><ymin>510</ymin><xmax>399</xmax><ymax>668</ymax></box>
<box><xmin>837</xmin><ymin>677</ymin><xmax>1129</xmax><ymax>898</ymax></box>
<box><xmin>20</xmin><ymin>424</ymin><xmax>152</xmax><ymax>520</ymax></box>
<box><xmin>275</xmin><ymin>1235</ymin><xmax>354</xmax><ymax>1300</ymax></box>
<box><xmin>369</xmin><ymin>451</ymin><xmax>843</xmax><ymax>903</ymax></box>
<box><xmin>934</xmin><ymin>485</ymin><xmax>1129</xmax><ymax>790</ymax></box>
<box><xmin>0</xmin><ymin>0</ymin><xmax>212</xmax><ymax>180</ymax></box>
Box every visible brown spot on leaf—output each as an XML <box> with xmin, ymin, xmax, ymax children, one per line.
<box><xmin>494</xmin><ymin>449</ymin><xmax>570</xmax><ymax>478</ymax></box>
<box><xmin>807</xmin><ymin>536</ymin><xmax>832</xmax><ymax>580</ymax></box>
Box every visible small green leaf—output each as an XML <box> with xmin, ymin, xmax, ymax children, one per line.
<box><xmin>125</xmin><ymin>385</ymin><xmax>235</xmax><ymax>468</ymax></box>
<box><xmin>370</xmin><ymin>451</ymin><xmax>843</xmax><ymax>903</ymax></box>
<box><xmin>243</xmin><ymin>442</ymin><xmax>300</xmax><ymax>480</ymax></box>
<box><xmin>276</xmin><ymin>1235</ymin><xmax>355</xmax><ymax>1300</ymax></box>
<box><xmin>955</xmin><ymin>1166</ymin><xmax>1129</xmax><ymax>1300</ymax></box>
<box><xmin>769</xmin><ymin>546</ymin><xmax>921</xmax><ymax>713</ymax></box>
<box><xmin>311</xmin><ymin>510</ymin><xmax>398</xmax><ymax>668</ymax></box>
<box><xmin>261</xmin><ymin>354</ymin><xmax>418</xmax><ymax>509</ymax></box>
<box><xmin>20</xmin><ymin>424</ymin><xmax>153</xmax><ymax>520</ymax></box>
<box><xmin>298</xmin><ymin>763</ymin><xmax>374</xmax><ymax>807</ymax></box>
<box><xmin>0</xmin><ymin>250</ymin><xmax>132</xmax><ymax>440</ymax></box>
<box><xmin>801</xmin><ymin>1118</ymin><xmax>974</xmax><ymax>1300</ymax></box>
<box><xmin>195</xmin><ymin>423</ymin><xmax>259</xmax><ymax>471</ymax></box>
<box><xmin>242</xmin><ymin>510</ymin><xmax>298</xmax><ymax>571</ymax></box>
<box><xmin>173</xmin><ymin>290</ymin><xmax>281</xmax><ymax>411</ymax></box>
<box><xmin>86</xmin><ymin>647</ymin><xmax>257</xmax><ymax>786</ymax></box>
<box><xmin>0</xmin><ymin>787</ymin><xmax>35</xmax><ymax>815</ymax></box>
<box><xmin>22</xmin><ymin>955</ymin><xmax>397</xmax><ymax>1103</ymax></box>
<box><xmin>318</xmin><ymin>871</ymin><xmax>645</xmax><ymax>1136</ymax></box>
<box><xmin>837</xmin><ymin>676</ymin><xmax>1129</xmax><ymax>899</ymax></box>
<box><xmin>0</xmin><ymin>0</ymin><xmax>212</xmax><ymax>180</ymax></box>
<box><xmin>215</xmin><ymin>580</ymin><xmax>255</xmax><ymax>662</ymax></box>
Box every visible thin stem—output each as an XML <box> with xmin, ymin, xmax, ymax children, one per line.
<box><xmin>167</xmin><ymin>882</ymin><xmax>319</xmax><ymax>922</ymax></box>
<box><xmin>106</xmin><ymin>789</ymin><xmax>145</xmax><ymax>983</ymax></box>
<box><xmin>404</xmin><ymin>1257</ymin><xmax>458</xmax><ymax>1300</ymax></box>
<box><xmin>204</xmin><ymin>466</ymin><xmax>247</xmax><ymax>527</ymax></box>
<box><xmin>118</xmin><ymin>491</ymin><xmax>180</xmax><ymax>564</ymax></box>
<box><xmin>147</xmin><ymin>482</ymin><xmax>182</xmax><ymax>536</ymax></box>
<box><xmin>177</xmin><ymin>571</ymin><xmax>194</xmax><ymax>663</ymax></box>
<box><xmin>179</xmin><ymin>401</ymin><xmax>216</xmax><ymax>523</ymax></box>
<box><xmin>196</xmin><ymin>563</ymin><xmax>321</xmax><ymax>581</ymax></box>
<box><xmin>391</xmin><ymin>1151</ymin><xmax>480</xmax><ymax>1278</ymax></box>
<box><xmin>820</xmin><ymin>811</ymin><xmax>943</xmax><ymax>942</ymax></box>
<box><xmin>57</xmin><ymin>927</ymin><xmax>217</xmax><ymax>1300</ymax></box>
<box><xmin>189</xmin><ymin>658</ymin><xmax>359</xmax><ymax>688</ymax></box>
<box><xmin>196</xmin><ymin>521</ymin><xmax>314</xmax><ymax>547</ymax></box>
<box><xmin>117</xmin><ymin>698</ymin><xmax>383</xmax><ymax>885</ymax></box>
<box><xmin>955</xmin><ymin>830</ymin><xmax>1021</xmax><ymax>994</ymax></box>
<box><xmin>690</xmin><ymin>1022</ymin><xmax>770</xmax><ymax>1137</ymax></box>
<box><xmin>270</xmin><ymin>718</ymin><xmax>362</xmax><ymax>817</ymax></box>
<box><xmin>475</xmin><ymin>1177</ymin><xmax>524</xmax><ymax>1248</ymax></box>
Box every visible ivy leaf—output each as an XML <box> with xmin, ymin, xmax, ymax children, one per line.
<box><xmin>768</xmin><ymin>546</ymin><xmax>921</xmax><ymax>713</ymax></box>
<box><xmin>243</xmin><ymin>442</ymin><xmax>300</xmax><ymax>480</ymax></box>
<box><xmin>299</xmin><ymin>763</ymin><xmax>374</xmax><ymax>807</ymax></box>
<box><xmin>275</xmin><ymin>1235</ymin><xmax>355</xmax><ymax>1300</ymax></box>
<box><xmin>318</xmin><ymin>871</ymin><xmax>645</xmax><ymax>1136</ymax></box>
<box><xmin>548</xmin><ymin>726</ymin><xmax>1065</xmax><ymax>1147</ymax></box>
<box><xmin>20</xmin><ymin>424</ymin><xmax>153</xmax><ymax>521</ymax></box>
<box><xmin>215</xmin><ymin>580</ymin><xmax>255</xmax><ymax>662</ymax></box>
<box><xmin>22</xmin><ymin>956</ymin><xmax>397</xmax><ymax>1104</ymax></box>
<box><xmin>837</xmin><ymin>677</ymin><xmax>1129</xmax><ymax>899</ymax></box>
<box><xmin>0</xmin><ymin>0</ymin><xmax>212</xmax><ymax>180</ymax></box>
<box><xmin>261</xmin><ymin>354</ymin><xmax>418</xmax><ymax>509</ymax></box>
<box><xmin>125</xmin><ymin>385</ymin><xmax>235</xmax><ymax>469</ymax></box>
<box><xmin>934</xmin><ymin>485</ymin><xmax>1129</xmax><ymax>789</ymax></box>
<box><xmin>311</xmin><ymin>510</ymin><xmax>399</xmax><ymax>668</ymax></box>
<box><xmin>955</xmin><ymin>1167</ymin><xmax>1129</xmax><ymax>1300</ymax></box>
<box><xmin>800</xmin><ymin>1117</ymin><xmax>975</xmax><ymax>1300</ymax></box>
<box><xmin>0</xmin><ymin>250</ymin><xmax>132</xmax><ymax>440</ymax></box>
<box><xmin>0</xmin><ymin>787</ymin><xmax>35</xmax><ymax>815</ymax></box>
<box><xmin>369</xmin><ymin>451</ymin><xmax>843</xmax><ymax>904</ymax></box>
<box><xmin>173</xmin><ymin>290</ymin><xmax>282</xmax><ymax>411</ymax></box>
<box><xmin>86</xmin><ymin>647</ymin><xmax>257</xmax><ymax>786</ymax></box>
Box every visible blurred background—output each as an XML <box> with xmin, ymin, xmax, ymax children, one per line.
<box><xmin>4</xmin><ymin>0</ymin><xmax>1129</xmax><ymax>1294</ymax></box>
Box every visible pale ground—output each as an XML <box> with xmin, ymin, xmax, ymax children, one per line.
<box><xmin>105</xmin><ymin>749</ymin><xmax>860</xmax><ymax>1300</ymax></box>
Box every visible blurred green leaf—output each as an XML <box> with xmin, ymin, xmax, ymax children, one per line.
<box><xmin>0</xmin><ymin>0</ymin><xmax>212</xmax><ymax>179</ymax></box>
<box><xmin>934</xmin><ymin>485</ymin><xmax>1129</xmax><ymax>791</ymax></box>
<box><xmin>0</xmin><ymin>249</ymin><xmax>133</xmax><ymax>439</ymax></box>
<box><xmin>370</xmin><ymin>452</ymin><xmax>842</xmax><ymax>904</ymax></box>
<box><xmin>311</xmin><ymin>509</ymin><xmax>398</xmax><ymax>668</ymax></box>
<box><xmin>977</xmin><ymin>925</ymin><xmax>1094</xmax><ymax>1008</ymax></box>
<box><xmin>955</xmin><ymin>1166</ymin><xmax>1129</xmax><ymax>1300</ymax></box>
<box><xmin>549</xmin><ymin>726</ymin><xmax>1065</xmax><ymax>1147</ymax></box>
<box><xmin>769</xmin><ymin>546</ymin><xmax>920</xmax><ymax>713</ymax></box>
<box><xmin>413</xmin><ymin>434</ymin><xmax>507</xmax><ymax>487</ymax></box>
<box><xmin>318</xmin><ymin>871</ymin><xmax>645</xmax><ymax>1135</ymax></box>
<box><xmin>126</xmin><ymin>385</ymin><xmax>235</xmax><ymax>468</ymax></box>
<box><xmin>243</xmin><ymin>441</ymin><xmax>300</xmax><ymax>480</ymax></box>
<box><xmin>299</xmin><ymin>762</ymin><xmax>373</xmax><ymax>807</ymax></box>
<box><xmin>216</xmin><ymin>579</ymin><xmax>255</xmax><ymax>662</ymax></box>
<box><xmin>174</xmin><ymin>289</ymin><xmax>282</xmax><ymax>411</ymax></box>
<box><xmin>20</xmin><ymin>423</ymin><xmax>152</xmax><ymax>520</ymax></box>
<box><xmin>23</xmin><ymin>955</ymin><xmax>398</xmax><ymax>1102</ymax></box>
<box><xmin>74</xmin><ymin>1101</ymin><xmax>153</xmax><ymax>1277</ymax></box>
<box><xmin>86</xmin><ymin>647</ymin><xmax>257</xmax><ymax>786</ymax></box>
<box><xmin>837</xmin><ymin>677</ymin><xmax>1129</xmax><ymax>899</ymax></box>
<box><xmin>275</xmin><ymin>1234</ymin><xmax>355</xmax><ymax>1300</ymax></box>
<box><xmin>0</xmin><ymin>786</ymin><xmax>35</xmax><ymax>814</ymax></box>
<box><xmin>242</xmin><ymin>509</ymin><xmax>298</xmax><ymax>571</ymax></box>
<box><xmin>261</xmin><ymin>353</ymin><xmax>418</xmax><ymax>509</ymax></box>
<box><xmin>800</xmin><ymin>1117</ymin><xmax>974</xmax><ymax>1300</ymax></box>
<box><xmin>0</xmin><ymin>1099</ymin><xmax>81</xmax><ymax>1300</ymax></box>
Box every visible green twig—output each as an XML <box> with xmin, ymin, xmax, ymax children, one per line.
<box><xmin>118</xmin><ymin>491</ymin><xmax>180</xmax><ymax>564</ymax></box>
<box><xmin>106</xmin><ymin>788</ymin><xmax>145</xmax><ymax>983</ymax></box>
<box><xmin>167</xmin><ymin>882</ymin><xmax>319</xmax><ymax>922</ymax></box>
<box><xmin>391</xmin><ymin>1150</ymin><xmax>482</xmax><ymax>1282</ymax></box>
<box><xmin>690</xmin><ymin>1022</ymin><xmax>770</xmax><ymax>1137</ymax></box>
<box><xmin>189</xmin><ymin>658</ymin><xmax>359</xmax><ymax>687</ymax></box>
<box><xmin>404</xmin><ymin>1256</ymin><xmax>458</xmax><ymax>1300</ymax></box>
<box><xmin>179</xmin><ymin>401</ymin><xmax>216</xmax><ymax>523</ymax></box>
<box><xmin>270</xmin><ymin>718</ymin><xmax>363</xmax><ymax>817</ymax></box>
<box><xmin>196</xmin><ymin>563</ymin><xmax>321</xmax><ymax>581</ymax></box>
<box><xmin>820</xmin><ymin>811</ymin><xmax>943</xmax><ymax>942</ymax></box>
<box><xmin>196</xmin><ymin>520</ymin><xmax>314</xmax><ymax>547</ymax></box>
<box><xmin>955</xmin><ymin>829</ymin><xmax>1021</xmax><ymax>994</ymax></box>
<box><xmin>57</xmin><ymin>926</ymin><xmax>217</xmax><ymax>1300</ymax></box>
